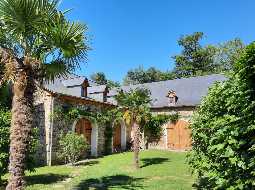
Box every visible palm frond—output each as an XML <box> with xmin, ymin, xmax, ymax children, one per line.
<box><xmin>0</xmin><ymin>0</ymin><xmax>89</xmax><ymax>83</ymax></box>
<box><xmin>0</xmin><ymin>0</ymin><xmax>60</xmax><ymax>49</ymax></box>
<box><xmin>40</xmin><ymin>59</ymin><xmax>72</xmax><ymax>83</ymax></box>
<box><xmin>38</xmin><ymin>13</ymin><xmax>89</xmax><ymax>81</ymax></box>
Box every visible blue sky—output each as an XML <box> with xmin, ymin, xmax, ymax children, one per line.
<box><xmin>60</xmin><ymin>0</ymin><xmax>255</xmax><ymax>82</ymax></box>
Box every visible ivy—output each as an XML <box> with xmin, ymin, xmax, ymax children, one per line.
<box><xmin>144</xmin><ymin>113</ymin><xmax>179</xmax><ymax>140</ymax></box>
<box><xmin>52</xmin><ymin>105</ymin><xmax>123</xmax><ymax>155</ymax></box>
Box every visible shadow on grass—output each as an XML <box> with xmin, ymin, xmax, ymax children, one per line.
<box><xmin>74</xmin><ymin>160</ymin><xmax>99</xmax><ymax>166</ymax></box>
<box><xmin>25</xmin><ymin>173</ymin><xmax>69</xmax><ymax>185</ymax></box>
<box><xmin>141</xmin><ymin>157</ymin><xmax>170</xmax><ymax>168</ymax></box>
<box><xmin>73</xmin><ymin>174</ymin><xmax>144</xmax><ymax>190</ymax></box>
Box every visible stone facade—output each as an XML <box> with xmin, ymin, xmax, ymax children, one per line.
<box><xmin>151</xmin><ymin>106</ymin><xmax>195</xmax><ymax>119</ymax></box>
<box><xmin>33</xmin><ymin>88</ymin><xmax>112</xmax><ymax>165</ymax></box>
<box><xmin>33</xmin><ymin>87</ymin><xmax>196</xmax><ymax>166</ymax></box>
<box><xmin>33</xmin><ymin>88</ymin><xmax>54</xmax><ymax>165</ymax></box>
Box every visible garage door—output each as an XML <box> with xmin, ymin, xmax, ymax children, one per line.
<box><xmin>167</xmin><ymin>120</ymin><xmax>191</xmax><ymax>150</ymax></box>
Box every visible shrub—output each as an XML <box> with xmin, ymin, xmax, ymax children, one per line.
<box><xmin>58</xmin><ymin>132</ymin><xmax>88</xmax><ymax>165</ymax></box>
<box><xmin>0</xmin><ymin>108</ymin><xmax>11</xmax><ymax>184</ymax></box>
<box><xmin>0</xmin><ymin>108</ymin><xmax>39</xmax><ymax>184</ymax></box>
<box><xmin>187</xmin><ymin>43</ymin><xmax>255</xmax><ymax>189</ymax></box>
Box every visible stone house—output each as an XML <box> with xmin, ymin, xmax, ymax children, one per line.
<box><xmin>34</xmin><ymin>74</ymin><xmax>226</xmax><ymax>166</ymax></box>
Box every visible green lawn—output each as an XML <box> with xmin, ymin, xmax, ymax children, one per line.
<box><xmin>23</xmin><ymin>150</ymin><xmax>193</xmax><ymax>190</ymax></box>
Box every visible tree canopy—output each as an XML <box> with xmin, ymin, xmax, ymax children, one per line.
<box><xmin>91</xmin><ymin>72</ymin><xmax>120</xmax><ymax>88</ymax></box>
<box><xmin>0</xmin><ymin>0</ymin><xmax>89</xmax><ymax>84</ymax></box>
<box><xmin>123</xmin><ymin>66</ymin><xmax>175</xmax><ymax>85</ymax></box>
<box><xmin>173</xmin><ymin>32</ymin><xmax>218</xmax><ymax>77</ymax></box>
<box><xmin>122</xmin><ymin>33</ymin><xmax>245</xmax><ymax>85</ymax></box>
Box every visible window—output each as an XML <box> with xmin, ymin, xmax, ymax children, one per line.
<box><xmin>167</xmin><ymin>90</ymin><xmax>178</xmax><ymax>105</ymax></box>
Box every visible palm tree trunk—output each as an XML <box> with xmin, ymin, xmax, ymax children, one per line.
<box><xmin>133</xmin><ymin>121</ymin><xmax>140</xmax><ymax>169</ymax></box>
<box><xmin>6</xmin><ymin>69</ymin><xmax>34</xmax><ymax>190</ymax></box>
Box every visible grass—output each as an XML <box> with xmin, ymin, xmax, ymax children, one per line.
<box><xmin>6</xmin><ymin>150</ymin><xmax>194</xmax><ymax>190</ymax></box>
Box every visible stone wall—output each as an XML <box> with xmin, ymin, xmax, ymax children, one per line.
<box><xmin>34</xmin><ymin>88</ymin><xmax>110</xmax><ymax>165</ymax></box>
<box><xmin>33</xmin><ymin>88</ymin><xmax>54</xmax><ymax>166</ymax></box>
<box><xmin>151</xmin><ymin>106</ymin><xmax>195</xmax><ymax>119</ymax></box>
<box><xmin>51</xmin><ymin>98</ymin><xmax>108</xmax><ymax>163</ymax></box>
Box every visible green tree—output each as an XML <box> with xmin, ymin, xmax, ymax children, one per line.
<box><xmin>91</xmin><ymin>72</ymin><xmax>120</xmax><ymax>88</ymax></box>
<box><xmin>0</xmin><ymin>0</ymin><xmax>88</xmax><ymax>189</ymax></box>
<box><xmin>115</xmin><ymin>88</ymin><xmax>151</xmax><ymax>169</ymax></box>
<box><xmin>214</xmin><ymin>38</ymin><xmax>245</xmax><ymax>72</ymax></box>
<box><xmin>173</xmin><ymin>32</ymin><xmax>217</xmax><ymax>77</ymax></box>
<box><xmin>187</xmin><ymin>43</ymin><xmax>255</xmax><ymax>189</ymax></box>
<box><xmin>91</xmin><ymin>72</ymin><xmax>108</xmax><ymax>85</ymax></box>
<box><xmin>123</xmin><ymin>66</ymin><xmax>175</xmax><ymax>85</ymax></box>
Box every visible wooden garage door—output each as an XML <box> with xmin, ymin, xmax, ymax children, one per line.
<box><xmin>167</xmin><ymin>120</ymin><xmax>191</xmax><ymax>150</ymax></box>
<box><xmin>75</xmin><ymin>118</ymin><xmax>92</xmax><ymax>145</ymax></box>
<box><xmin>113</xmin><ymin>123</ymin><xmax>121</xmax><ymax>152</ymax></box>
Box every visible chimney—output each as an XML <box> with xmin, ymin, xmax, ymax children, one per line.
<box><xmin>81</xmin><ymin>78</ymin><xmax>90</xmax><ymax>97</ymax></box>
<box><xmin>103</xmin><ymin>87</ymin><xmax>109</xmax><ymax>102</ymax></box>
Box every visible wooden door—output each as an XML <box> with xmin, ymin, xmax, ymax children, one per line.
<box><xmin>167</xmin><ymin>120</ymin><xmax>191</xmax><ymax>150</ymax></box>
<box><xmin>113</xmin><ymin>123</ymin><xmax>121</xmax><ymax>152</ymax></box>
<box><xmin>75</xmin><ymin>118</ymin><xmax>92</xmax><ymax>145</ymax></box>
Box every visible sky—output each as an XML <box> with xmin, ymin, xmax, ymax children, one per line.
<box><xmin>60</xmin><ymin>0</ymin><xmax>255</xmax><ymax>82</ymax></box>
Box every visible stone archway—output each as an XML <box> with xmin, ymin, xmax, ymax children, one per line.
<box><xmin>112</xmin><ymin>120</ymin><xmax>126</xmax><ymax>152</ymax></box>
<box><xmin>73</xmin><ymin>117</ymin><xmax>98</xmax><ymax>157</ymax></box>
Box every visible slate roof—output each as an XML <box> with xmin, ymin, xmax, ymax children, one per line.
<box><xmin>44</xmin><ymin>74</ymin><xmax>227</xmax><ymax>108</ymax></box>
<box><xmin>88</xmin><ymin>85</ymin><xmax>108</xmax><ymax>94</ymax></box>
<box><xmin>45</xmin><ymin>74</ymin><xmax>98</xmax><ymax>98</ymax></box>
<box><xmin>107</xmin><ymin>74</ymin><xmax>227</xmax><ymax>108</ymax></box>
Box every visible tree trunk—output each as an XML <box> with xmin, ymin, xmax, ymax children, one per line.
<box><xmin>133</xmin><ymin>121</ymin><xmax>140</xmax><ymax>169</ymax></box>
<box><xmin>6</xmin><ymin>68</ymin><xmax>34</xmax><ymax>190</ymax></box>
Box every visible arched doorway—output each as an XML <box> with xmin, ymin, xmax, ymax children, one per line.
<box><xmin>166</xmin><ymin>120</ymin><xmax>191</xmax><ymax>150</ymax></box>
<box><xmin>113</xmin><ymin>123</ymin><xmax>121</xmax><ymax>152</ymax></box>
<box><xmin>112</xmin><ymin>120</ymin><xmax>126</xmax><ymax>152</ymax></box>
<box><xmin>75</xmin><ymin>118</ymin><xmax>92</xmax><ymax>145</ymax></box>
<box><xmin>74</xmin><ymin>118</ymin><xmax>98</xmax><ymax>157</ymax></box>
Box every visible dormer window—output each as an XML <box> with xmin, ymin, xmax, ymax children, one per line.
<box><xmin>81</xmin><ymin>78</ymin><xmax>90</xmax><ymax>97</ymax></box>
<box><xmin>167</xmin><ymin>90</ymin><xmax>178</xmax><ymax>105</ymax></box>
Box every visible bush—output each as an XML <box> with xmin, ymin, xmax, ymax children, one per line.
<box><xmin>187</xmin><ymin>43</ymin><xmax>255</xmax><ymax>189</ymax></box>
<box><xmin>0</xmin><ymin>108</ymin><xmax>39</xmax><ymax>184</ymax></box>
<box><xmin>58</xmin><ymin>132</ymin><xmax>88</xmax><ymax>165</ymax></box>
<box><xmin>0</xmin><ymin>108</ymin><xmax>11</xmax><ymax>183</ymax></box>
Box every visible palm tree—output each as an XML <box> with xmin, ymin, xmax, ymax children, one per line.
<box><xmin>0</xmin><ymin>0</ymin><xmax>88</xmax><ymax>189</ymax></box>
<box><xmin>115</xmin><ymin>88</ymin><xmax>151</xmax><ymax>169</ymax></box>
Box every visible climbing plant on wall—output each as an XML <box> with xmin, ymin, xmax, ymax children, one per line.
<box><xmin>52</xmin><ymin>105</ymin><xmax>123</xmax><ymax>155</ymax></box>
<box><xmin>144</xmin><ymin>113</ymin><xmax>179</xmax><ymax>141</ymax></box>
